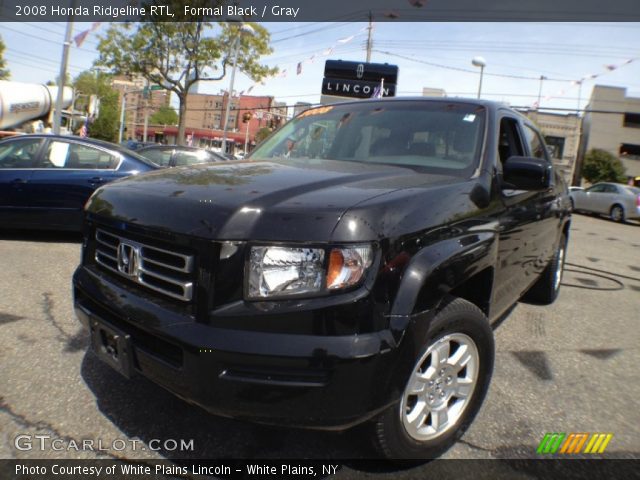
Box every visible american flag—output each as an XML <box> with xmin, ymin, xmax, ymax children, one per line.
<box><xmin>371</xmin><ymin>78</ymin><xmax>385</xmax><ymax>99</ymax></box>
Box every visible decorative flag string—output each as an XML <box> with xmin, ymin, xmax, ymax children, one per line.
<box><xmin>533</xmin><ymin>57</ymin><xmax>637</xmax><ymax>108</ymax></box>
<box><xmin>244</xmin><ymin>27</ymin><xmax>368</xmax><ymax>94</ymax></box>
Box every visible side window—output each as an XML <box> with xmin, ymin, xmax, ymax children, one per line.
<box><xmin>523</xmin><ymin>125</ymin><xmax>549</xmax><ymax>160</ymax></box>
<box><xmin>141</xmin><ymin>149</ymin><xmax>172</xmax><ymax>167</ymax></box>
<box><xmin>44</xmin><ymin>142</ymin><xmax>119</xmax><ymax>169</ymax></box>
<box><xmin>603</xmin><ymin>184</ymin><xmax>618</xmax><ymax>194</ymax></box>
<box><xmin>586</xmin><ymin>184</ymin><xmax>606</xmax><ymax>193</ymax></box>
<box><xmin>0</xmin><ymin>138</ymin><xmax>43</xmax><ymax>168</ymax></box>
<box><xmin>497</xmin><ymin>117</ymin><xmax>525</xmax><ymax>165</ymax></box>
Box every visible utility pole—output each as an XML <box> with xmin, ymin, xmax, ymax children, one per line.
<box><xmin>366</xmin><ymin>11</ymin><xmax>373</xmax><ymax>62</ymax></box>
<box><xmin>576</xmin><ymin>80</ymin><xmax>583</xmax><ymax>115</ymax></box>
<box><xmin>53</xmin><ymin>19</ymin><xmax>74</xmax><ymax>134</ymax></box>
<box><xmin>537</xmin><ymin>75</ymin><xmax>547</xmax><ymax>110</ymax></box>
<box><xmin>143</xmin><ymin>78</ymin><xmax>150</xmax><ymax>142</ymax></box>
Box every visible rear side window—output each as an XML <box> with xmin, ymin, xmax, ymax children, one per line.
<box><xmin>523</xmin><ymin>125</ymin><xmax>549</xmax><ymax>160</ymax></box>
<box><xmin>44</xmin><ymin>142</ymin><xmax>119</xmax><ymax>169</ymax></box>
<box><xmin>0</xmin><ymin>138</ymin><xmax>42</xmax><ymax>168</ymax></box>
<box><xmin>140</xmin><ymin>149</ymin><xmax>173</xmax><ymax>167</ymax></box>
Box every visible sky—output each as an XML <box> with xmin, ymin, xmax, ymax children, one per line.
<box><xmin>1</xmin><ymin>22</ymin><xmax>640</xmax><ymax>115</ymax></box>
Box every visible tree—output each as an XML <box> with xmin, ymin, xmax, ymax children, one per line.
<box><xmin>582</xmin><ymin>148</ymin><xmax>627</xmax><ymax>184</ymax></box>
<box><xmin>0</xmin><ymin>35</ymin><xmax>10</xmax><ymax>80</ymax></box>
<box><xmin>254</xmin><ymin>127</ymin><xmax>273</xmax><ymax>145</ymax></box>
<box><xmin>73</xmin><ymin>70</ymin><xmax>119</xmax><ymax>142</ymax></box>
<box><xmin>149</xmin><ymin>106</ymin><xmax>179</xmax><ymax>126</ymax></box>
<box><xmin>96</xmin><ymin>19</ymin><xmax>277</xmax><ymax>145</ymax></box>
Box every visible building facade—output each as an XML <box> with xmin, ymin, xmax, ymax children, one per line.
<box><xmin>111</xmin><ymin>75</ymin><xmax>171</xmax><ymax>140</ymax></box>
<box><xmin>579</xmin><ymin>85</ymin><xmax>640</xmax><ymax>179</ymax></box>
<box><xmin>140</xmin><ymin>93</ymin><xmax>285</xmax><ymax>153</ymax></box>
<box><xmin>520</xmin><ymin>109</ymin><xmax>581</xmax><ymax>183</ymax></box>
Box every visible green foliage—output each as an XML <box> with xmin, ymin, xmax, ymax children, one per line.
<box><xmin>88</xmin><ymin>89</ymin><xmax>119</xmax><ymax>142</ymax></box>
<box><xmin>582</xmin><ymin>148</ymin><xmax>627</xmax><ymax>184</ymax></box>
<box><xmin>254</xmin><ymin>127</ymin><xmax>273</xmax><ymax>144</ymax></box>
<box><xmin>73</xmin><ymin>70</ymin><xmax>119</xmax><ymax>142</ymax></box>
<box><xmin>0</xmin><ymin>35</ymin><xmax>9</xmax><ymax>80</ymax></box>
<box><xmin>96</xmin><ymin>20</ymin><xmax>278</xmax><ymax>145</ymax></box>
<box><xmin>149</xmin><ymin>106</ymin><xmax>179</xmax><ymax>126</ymax></box>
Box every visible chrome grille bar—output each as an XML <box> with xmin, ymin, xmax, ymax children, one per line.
<box><xmin>94</xmin><ymin>229</ymin><xmax>195</xmax><ymax>301</ymax></box>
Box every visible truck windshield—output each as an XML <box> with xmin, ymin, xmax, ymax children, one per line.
<box><xmin>250</xmin><ymin>100</ymin><xmax>486</xmax><ymax>176</ymax></box>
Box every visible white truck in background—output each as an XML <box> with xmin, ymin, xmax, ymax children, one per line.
<box><xmin>0</xmin><ymin>80</ymin><xmax>75</xmax><ymax>136</ymax></box>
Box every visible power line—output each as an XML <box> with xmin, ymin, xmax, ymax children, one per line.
<box><xmin>373</xmin><ymin>49</ymin><xmax>574</xmax><ymax>81</ymax></box>
<box><xmin>1</xmin><ymin>23</ymin><xmax>98</xmax><ymax>54</ymax></box>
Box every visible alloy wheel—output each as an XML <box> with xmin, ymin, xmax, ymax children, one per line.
<box><xmin>401</xmin><ymin>333</ymin><xmax>479</xmax><ymax>441</ymax></box>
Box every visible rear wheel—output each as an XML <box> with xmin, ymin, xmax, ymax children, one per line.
<box><xmin>610</xmin><ymin>204</ymin><xmax>626</xmax><ymax>223</ymax></box>
<box><xmin>372</xmin><ymin>297</ymin><xmax>494</xmax><ymax>459</ymax></box>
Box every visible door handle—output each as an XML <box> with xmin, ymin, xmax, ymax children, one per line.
<box><xmin>88</xmin><ymin>177</ymin><xmax>105</xmax><ymax>184</ymax></box>
<box><xmin>10</xmin><ymin>178</ymin><xmax>27</xmax><ymax>185</ymax></box>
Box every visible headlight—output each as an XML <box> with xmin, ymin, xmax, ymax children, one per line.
<box><xmin>248</xmin><ymin>245</ymin><xmax>373</xmax><ymax>299</ymax></box>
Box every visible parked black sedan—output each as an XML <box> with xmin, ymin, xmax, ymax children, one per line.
<box><xmin>0</xmin><ymin>135</ymin><xmax>158</xmax><ymax>231</ymax></box>
<box><xmin>136</xmin><ymin>145</ymin><xmax>227</xmax><ymax>168</ymax></box>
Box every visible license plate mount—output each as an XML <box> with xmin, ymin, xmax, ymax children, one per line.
<box><xmin>90</xmin><ymin>319</ymin><xmax>133</xmax><ymax>379</ymax></box>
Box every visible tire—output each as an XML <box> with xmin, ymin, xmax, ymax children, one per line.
<box><xmin>526</xmin><ymin>233</ymin><xmax>567</xmax><ymax>305</ymax></box>
<box><xmin>610</xmin><ymin>204</ymin><xmax>626</xmax><ymax>223</ymax></box>
<box><xmin>372</xmin><ymin>297</ymin><xmax>494</xmax><ymax>459</ymax></box>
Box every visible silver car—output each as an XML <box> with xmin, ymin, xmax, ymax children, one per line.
<box><xmin>570</xmin><ymin>182</ymin><xmax>640</xmax><ymax>222</ymax></box>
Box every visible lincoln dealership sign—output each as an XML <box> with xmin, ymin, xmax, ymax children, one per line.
<box><xmin>321</xmin><ymin>60</ymin><xmax>398</xmax><ymax>100</ymax></box>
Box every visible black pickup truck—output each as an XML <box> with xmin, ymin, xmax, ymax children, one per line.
<box><xmin>73</xmin><ymin>98</ymin><xmax>571</xmax><ymax>458</ymax></box>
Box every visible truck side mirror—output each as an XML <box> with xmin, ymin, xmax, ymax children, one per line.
<box><xmin>502</xmin><ymin>156</ymin><xmax>552</xmax><ymax>191</ymax></box>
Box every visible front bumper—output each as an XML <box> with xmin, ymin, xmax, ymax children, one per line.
<box><xmin>73</xmin><ymin>266</ymin><xmax>412</xmax><ymax>430</ymax></box>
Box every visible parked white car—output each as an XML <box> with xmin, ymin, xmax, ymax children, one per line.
<box><xmin>570</xmin><ymin>182</ymin><xmax>640</xmax><ymax>222</ymax></box>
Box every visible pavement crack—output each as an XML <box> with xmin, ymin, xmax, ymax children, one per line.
<box><xmin>41</xmin><ymin>292</ymin><xmax>88</xmax><ymax>352</ymax></box>
<box><xmin>0</xmin><ymin>395</ymin><xmax>120</xmax><ymax>460</ymax></box>
<box><xmin>458</xmin><ymin>439</ymin><xmax>494</xmax><ymax>453</ymax></box>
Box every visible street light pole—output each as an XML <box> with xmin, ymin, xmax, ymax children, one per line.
<box><xmin>244</xmin><ymin>117</ymin><xmax>251</xmax><ymax>154</ymax></box>
<box><xmin>472</xmin><ymin>57</ymin><xmax>486</xmax><ymax>99</ymax></box>
<box><xmin>118</xmin><ymin>93</ymin><xmax>127</xmax><ymax>143</ymax></box>
<box><xmin>221</xmin><ymin>24</ymin><xmax>254</xmax><ymax>155</ymax></box>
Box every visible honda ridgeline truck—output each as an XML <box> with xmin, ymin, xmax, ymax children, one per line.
<box><xmin>73</xmin><ymin>98</ymin><xmax>571</xmax><ymax>458</ymax></box>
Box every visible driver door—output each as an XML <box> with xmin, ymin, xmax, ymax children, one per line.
<box><xmin>0</xmin><ymin>137</ymin><xmax>45</xmax><ymax>226</ymax></box>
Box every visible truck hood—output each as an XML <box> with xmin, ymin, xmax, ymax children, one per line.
<box><xmin>86</xmin><ymin>159</ymin><xmax>459</xmax><ymax>242</ymax></box>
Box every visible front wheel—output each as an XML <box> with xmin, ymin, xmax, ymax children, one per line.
<box><xmin>372</xmin><ymin>297</ymin><xmax>494</xmax><ymax>459</ymax></box>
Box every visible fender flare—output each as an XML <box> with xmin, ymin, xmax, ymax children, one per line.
<box><xmin>388</xmin><ymin>230</ymin><xmax>497</xmax><ymax>328</ymax></box>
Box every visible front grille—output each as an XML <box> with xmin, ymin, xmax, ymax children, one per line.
<box><xmin>94</xmin><ymin>229</ymin><xmax>195</xmax><ymax>301</ymax></box>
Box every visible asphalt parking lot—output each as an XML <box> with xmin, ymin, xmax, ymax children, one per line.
<box><xmin>1</xmin><ymin>214</ymin><xmax>639</xmax><ymax>474</ymax></box>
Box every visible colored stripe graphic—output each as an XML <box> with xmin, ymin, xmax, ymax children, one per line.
<box><xmin>572</xmin><ymin>433</ymin><xmax>589</xmax><ymax>453</ymax></box>
<box><xmin>537</xmin><ymin>433</ymin><xmax>565</xmax><ymax>454</ymax></box>
<box><xmin>539</xmin><ymin>433</ymin><xmax>613</xmax><ymax>454</ymax></box>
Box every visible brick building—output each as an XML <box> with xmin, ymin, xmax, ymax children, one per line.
<box><xmin>111</xmin><ymin>75</ymin><xmax>171</xmax><ymax>141</ymax></box>
<box><xmin>144</xmin><ymin>93</ymin><xmax>286</xmax><ymax>153</ymax></box>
